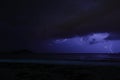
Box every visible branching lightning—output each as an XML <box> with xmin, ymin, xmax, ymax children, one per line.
<box><xmin>103</xmin><ymin>41</ymin><xmax>113</xmax><ymax>53</ymax></box>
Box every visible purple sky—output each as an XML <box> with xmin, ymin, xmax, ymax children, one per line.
<box><xmin>28</xmin><ymin>33</ymin><xmax>120</xmax><ymax>53</ymax></box>
<box><xmin>1</xmin><ymin>0</ymin><xmax>120</xmax><ymax>53</ymax></box>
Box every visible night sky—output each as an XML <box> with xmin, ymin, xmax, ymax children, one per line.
<box><xmin>1</xmin><ymin>0</ymin><xmax>120</xmax><ymax>53</ymax></box>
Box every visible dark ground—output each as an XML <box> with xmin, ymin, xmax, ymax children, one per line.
<box><xmin>0</xmin><ymin>63</ymin><xmax>120</xmax><ymax>80</ymax></box>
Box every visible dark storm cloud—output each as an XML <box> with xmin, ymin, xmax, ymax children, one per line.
<box><xmin>31</xmin><ymin>0</ymin><xmax>120</xmax><ymax>40</ymax></box>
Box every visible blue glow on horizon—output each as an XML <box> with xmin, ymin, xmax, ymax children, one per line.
<box><xmin>30</xmin><ymin>33</ymin><xmax>120</xmax><ymax>53</ymax></box>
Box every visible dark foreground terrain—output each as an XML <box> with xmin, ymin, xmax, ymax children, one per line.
<box><xmin>0</xmin><ymin>62</ymin><xmax>120</xmax><ymax>80</ymax></box>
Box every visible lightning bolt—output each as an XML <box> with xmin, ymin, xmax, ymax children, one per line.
<box><xmin>103</xmin><ymin>41</ymin><xmax>113</xmax><ymax>53</ymax></box>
